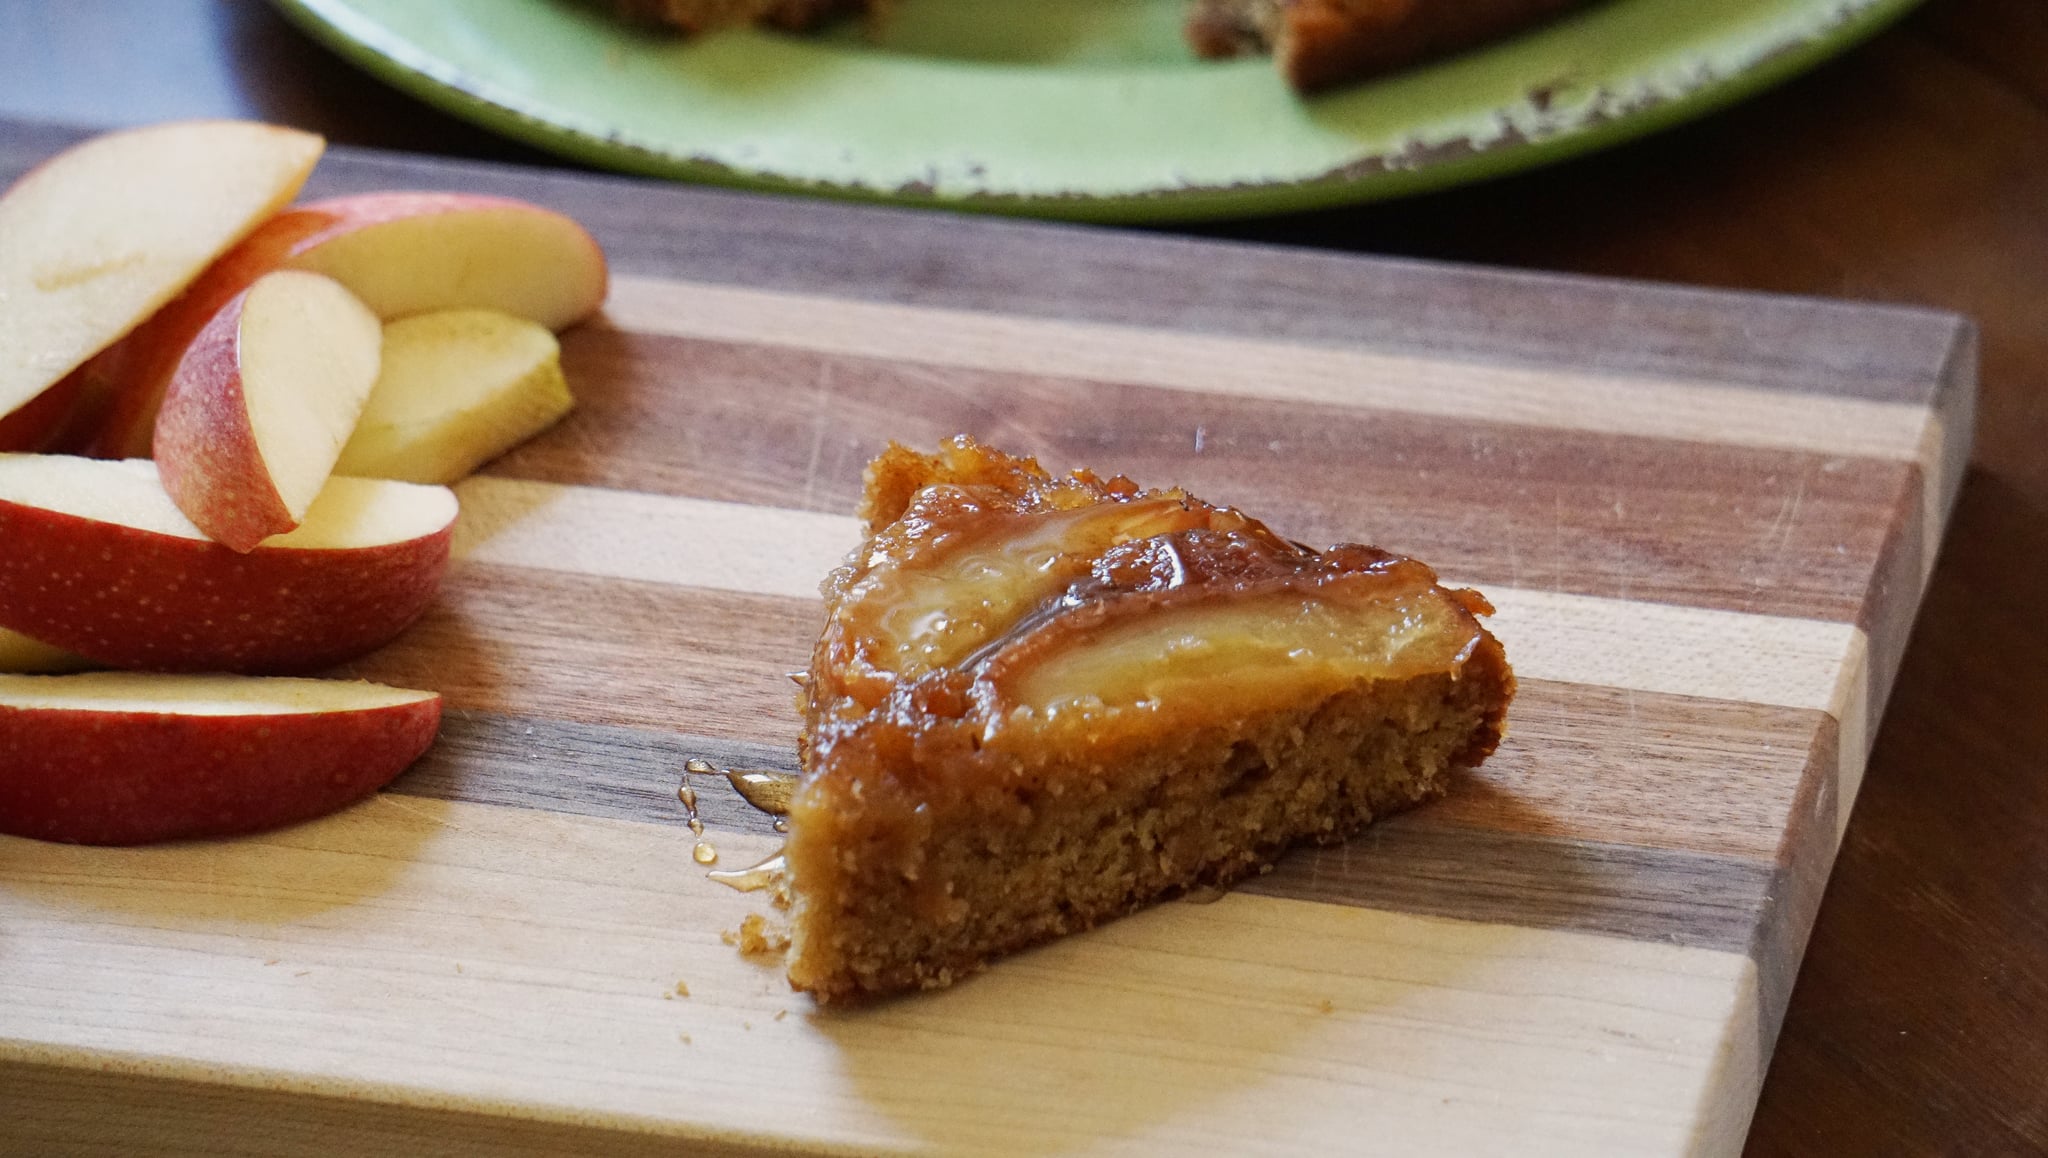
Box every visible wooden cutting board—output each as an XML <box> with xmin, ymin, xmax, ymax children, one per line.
<box><xmin>0</xmin><ymin>118</ymin><xmax>1974</xmax><ymax>1157</ymax></box>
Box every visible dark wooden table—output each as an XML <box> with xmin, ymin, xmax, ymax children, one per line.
<box><xmin>3</xmin><ymin>1</ymin><xmax>2042</xmax><ymax>1152</ymax></box>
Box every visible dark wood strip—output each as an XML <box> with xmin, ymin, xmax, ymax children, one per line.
<box><xmin>1857</xmin><ymin>463</ymin><xmax>1928</xmax><ymax>730</ymax></box>
<box><xmin>0</xmin><ymin>1060</ymin><xmax>756</xmax><ymax>1158</ymax></box>
<box><xmin>1753</xmin><ymin>713</ymin><xmax>1843</xmax><ymax>1058</ymax></box>
<box><xmin>1434</xmin><ymin>683</ymin><xmax>1830</xmax><ymax>862</ymax></box>
<box><xmin>351</xmin><ymin>565</ymin><xmax>1829</xmax><ymax>860</ymax></box>
<box><xmin>392</xmin><ymin>708</ymin><xmax>1787</xmax><ymax>960</ymax></box>
<box><xmin>1236</xmin><ymin>824</ymin><xmax>1773</xmax><ymax>957</ymax></box>
<box><xmin>333</xmin><ymin>563</ymin><xmax>818</xmax><ymax>744</ymax></box>
<box><xmin>395</xmin><ymin>708</ymin><xmax>797</xmax><ymax>836</ymax></box>
<box><xmin>0</xmin><ymin>118</ymin><xmax>1963</xmax><ymax>406</ymax></box>
<box><xmin>501</xmin><ymin>326</ymin><xmax>1913</xmax><ymax>624</ymax></box>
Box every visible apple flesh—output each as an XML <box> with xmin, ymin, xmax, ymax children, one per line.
<box><xmin>153</xmin><ymin>270</ymin><xmax>384</xmax><ymax>552</ymax></box>
<box><xmin>0</xmin><ymin>671</ymin><xmax>440</xmax><ymax>845</ymax></box>
<box><xmin>84</xmin><ymin>192</ymin><xmax>608</xmax><ymax>458</ymax></box>
<box><xmin>0</xmin><ymin>121</ymin><xmax>324</xmax><ymax>438</ymax></box>
<box><xmin>337</xmin><ymin>309</ymin><xmax>573</xmax><ymax>485</ymax></box>
<box><xmin>285</xmin><ymin>192</ymin><xmax>609</xmax><ymax>330</ymax></box>
<box><xmin>0</xmin><ymin>628</ymin><xmax>93</xmax><ymax>675</ymax></box>
<box><xmin>0</xmin><ymin>455</ymin><xmax>457</xmax><ymax>674</ymax></box>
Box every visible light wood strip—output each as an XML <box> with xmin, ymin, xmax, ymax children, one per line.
<box><xmin>0</xmin><ymin>797</ymin><xmax>1761</xmax><ymax>1157</ymax></box>
<box><xmin>449</xmin><ymin>476</ymin><xmax>1865</xmax><ymax>717</ymax></box>
<box><xmin>602</xmin><ymin>276</ymin><xmax>1936</xmax><ymax>465</ymax></box>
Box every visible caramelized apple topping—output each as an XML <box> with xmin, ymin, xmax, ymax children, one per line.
<box><xmin>806</xmin><ymin>437</ymin><xmax>1496</xmax><ymax>751</ymax></box>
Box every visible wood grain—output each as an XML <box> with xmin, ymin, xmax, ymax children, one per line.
<box><xmin>0</xmin><ymin>49</ymin><xmax>1977</xmax><ymax>1156</ymax></box>
<box><xmin>532</xmin><ymin>325</ymin><xmax>1924</xmax><ymax>624</ymax></box>
<box><xmin>0</xmin><ymin>798</ymin><xmax>1764</xmax><ymax>1158</ymax></box>
<box><xmin>438</xmin><ymin>474</ymin><xmax>1867</xmax><ymax>714</ymax></box>
<box><xmin>2</xmin><ymin>2</ymin><xmax>2039</xmax><ymax>1153</ymax></box>
<box><xmin>390</xmin><ymin>688</ymin><xmax>1823</xmax><ymax>948</ymax></box>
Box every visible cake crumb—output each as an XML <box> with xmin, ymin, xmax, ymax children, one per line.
<box><xmin>263</xmin><ymin>958</ymin><xmax>280</xmax><ymax>967</ymax></box>
<box><xmin>731</xmin><ymin>913</ymin><xmax>791</xmax><ymax>957</ymax></box>
<box><xmin>679</xmin><ymin>1033</ymin><xmax>692</xmax><ymax>1044</ymax></box>
<box><xmin>1316</xmin><ymin>999</ymin><xmax>1335</xmax><ymax>1015</ymax></box>
<box><xmin>773</xmin><ymin>1009</ymin><xmax>789</xmax><ymax>1021</ymax></box>
<box><xmin>673</xmin><ymin>980</ymin><xmax>691</xmax><ymax>998</ymax></box>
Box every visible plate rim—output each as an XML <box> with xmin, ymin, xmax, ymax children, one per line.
<box><xmin>269</xmin><ymin>0</ymin><xmax>1924</xmax><ymax>223</ymax></box>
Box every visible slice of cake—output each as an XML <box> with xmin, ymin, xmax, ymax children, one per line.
<box><xmin>609</xmin><ymin>0</ymin><xmax>1588</xmax><ymax>93</ymax></box>
<box><xmin>1185</xmin><ymin>0</ymin><xmax>1593</xmax><ymax>92</ymax></box>
<box><xmin>785</xmin><ymin>437</ymin><xmax>1514</xmax><ymax>1001</ymax></box>
<box><xmin>607</xmin><ymin>0</ymin><xmax>872</xmax><ymax>35</ymax></box>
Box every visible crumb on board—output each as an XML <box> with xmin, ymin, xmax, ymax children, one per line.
<box><xmin>680</xmin><ymin>1033</ymin><xmax>692</xmax><ymax>1045</ymax></box>
<box><xmin>674</xmin><ymin>980</ymin><xmax>691</xmax><ymax>998</ymax></box>
<box><xmin>1316</xmin><ymin>999</ymin><xmax>1336</xmax><ymax>1015</ymax></box>
<box><xmin>773</xmin><ymin>1009</ymin><xmax>789</xmax><ymax>1022</ymax></box>
<box><xmin>263</xmin><ymin>958</ymin><xmax>280</xmax><ymax>967</ymax></box>
<box><xmin>725</xmin><ymin>913</ymin><xmax>791</xmax><ymax>957</ymax></box>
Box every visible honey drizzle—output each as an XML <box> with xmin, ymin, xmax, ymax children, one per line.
<box><xmin>679</xmin><ymin>758</ymin><xmax>712</xmax><ymax>861</ymax></box>
<box><xmin>723</xmin><ymin>768</ymin><xmax>798</xmax><ymax>818</ymax></box>
<box><xmin>707</xmin><ymin>852</ymin><xmax>788</xmax><ymax>895</ymax></box>
<box><xmin>682</xmin><ymin>758</ymin><xmax>799</xmax><ymax>881</ymax></box>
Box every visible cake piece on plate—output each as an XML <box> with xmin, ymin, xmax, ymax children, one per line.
<box><xmin>607</xmin><ymin>0</ymin><xmax>871</xmax><ymax>34</ymax></box>
<box><xmin>1185</xmin><ymin>0</ymin><xmax>1593</xmax><ymax>92</ymax></box>
<box><xmin>785</xmin><ymin>437</ymin><xmax>1514</xmax><ymax>1002</ymax></box>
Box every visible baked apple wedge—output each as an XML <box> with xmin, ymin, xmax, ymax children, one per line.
<box><xmin>787</xmin><ymin>437</ymin><xmax>1515</xmax><ymax>1002</ymax></box>
<box><xmin>153</xmin><ymin>270</ymin><xmax>384</xmax><ymax>551</ymax></box>
<box><xmin>0</xmin><ymin>671</ymin><xmax>440</xmax><ymax>846</ymax></box>
<box><xmin>0</xmin><ymin>455</ymin><xmax>456</xmax><ymax>673</ymax></box>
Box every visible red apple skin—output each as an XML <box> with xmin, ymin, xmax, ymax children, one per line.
<box><xmin>151</xmin><ymin>285</ymin><xmax>297</xmax><ymax>553</ymax></box>
<box><xmin>80</xmin><ymin>210</ymin><xmax>331</xmax><ymax>459</ymax></box>
<box><xmin>0</xmin><ymin>370</ymin><xmax>83</xmax><ymax>452</ymax></box>
<box><xmin>83</xmin><ymin>194</ymin><xmax>607</xmax><ymax>459</ymax></box>
<box><xmin>0</xmin><ymin>501</ymin><xmax>453</xmax><ymax>675</ymax></box>
<box><xmin>0</xmin><ymin>693</ymin><xmax>441</xmax><ymax>845</ymax></box>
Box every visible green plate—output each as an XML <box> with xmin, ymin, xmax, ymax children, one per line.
<box><xmin>271</xmin><ymin>0</ymin><xmax>1919</xmax><ymax>222</ymax></box>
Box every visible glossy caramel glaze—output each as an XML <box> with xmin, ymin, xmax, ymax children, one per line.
<box><xmin>801</xmin><ymin>436</ymin><xmax>1508</xmax><ymax>791</ymax></box>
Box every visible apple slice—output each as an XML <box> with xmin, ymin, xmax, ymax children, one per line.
<box><xmin>0</xmin><ymin>121</ymin><xmax>324</xmax><ymax>437</ymax></box>
<box><xmin>285</xmin><ymin>192</ymin><xmax>609</xmax><ymax>329</ymax></box>
<box><xmin>0</xmin><ymin>629</ymin><xmax>94</xmax><ymax>675</ymax></box>
<box><xmin>336</xmin><ymin>309</ymin><xmax>573</xmax><ymax>485</ymax></box>
<box><xmin>0</xmin><ymin>367</ymin><xmax>83</xmax><ymax>452</ymax></box>
<box><xmin>153</xmin><ymin>270</ymin><xmax>384</xmax><ymax>552</ymax></box>
<box><xmin>83</xmin><ymin>191</ymin><xmax>608</xmax><ymax>459</ymax></box>
<box><xmin>0</xmin><ymin>671</ymin><xmax>440</xmax><ymax>845</ymax></box>
<box><xmin>0</xmin><ymin>455</ymin><xmax>456</xmax><ymax>674</ymax></box>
